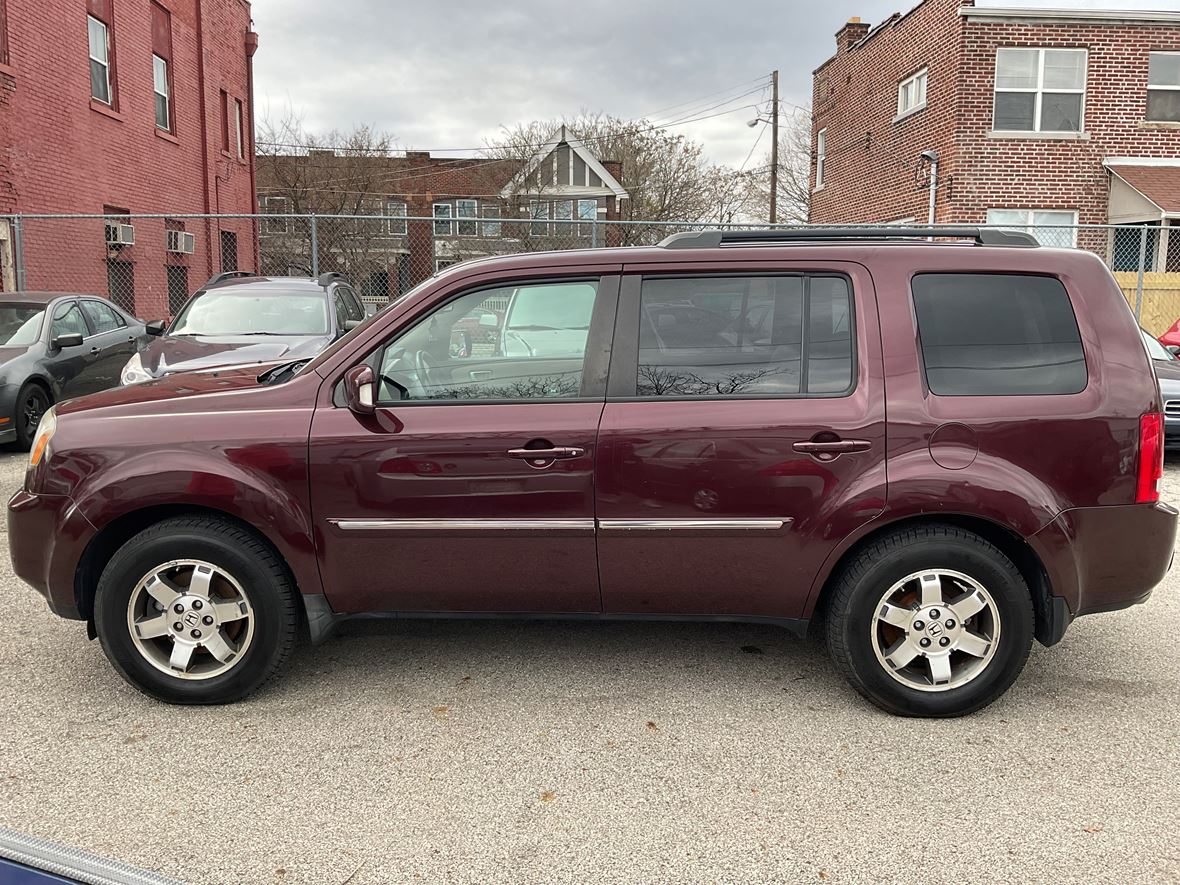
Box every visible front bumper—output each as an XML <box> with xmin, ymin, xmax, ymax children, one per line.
<box><xmin>1031</xmin><ymin>501</ymin><xmax>1178</xmax><ymax>625</ymax></box>
<box><xmin>0</xmin><ymin>383</ymin><xmax>20</xmax><ymax>443</ymax></box>
<box><xmin>8</xmin><ymin>489</ymin><xmax>96</xmax><ymax>620</ymax></box>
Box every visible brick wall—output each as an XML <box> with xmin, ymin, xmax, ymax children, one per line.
<box><xmin>0</xmin><ymin>0</ymin><xmax>256</xmax><ymax>315</ymax></box>
<box><xmin>810</xmin><ymin>0</ymin><xmax>1180</xmax><ymax>242</ymax></box>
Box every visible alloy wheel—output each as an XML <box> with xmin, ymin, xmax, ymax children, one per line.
<box><xmin>870</xmin><ymin>569</ymin><xmax>1001</xmax><ymax>692</ymax></box>
<box><xmin>125</xmin><ymin>559</ymin><xmax>255</xmax><ymax>680</ymax></box>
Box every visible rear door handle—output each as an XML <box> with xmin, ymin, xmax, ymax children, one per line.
<box><xmin>793</xmin><ymin>439</ymin><xmax>872</xmax><ymax>454</ymax></box>
<box><xmin>507</xmin><ymin>446</ymin><xmax>585</xmax><ymax>460</ymax></box>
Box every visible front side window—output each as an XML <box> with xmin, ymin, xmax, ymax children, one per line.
<box><xmin>88</xmin><ymin>15</ymin><xmax>111</xmax><ymax>104</ymax></box>
<box><xmin>433</xmin><ymin>203</ymin><xmax>452</xmax><ymax>236</ymax></box>
<box><xmin>171</xmin><ymin>288</ymin><xmax>329</xmax><ymax>336</ymax></box>
<box><xmin>153</xmin><ymin>54</ymin><xmax>170</xmax><ymax>130</ymax></box>
<box><xmin>81</xmin><ymin>299</ymin><xmax>123</xmax><ymax>333</ymax></box>
<box><xmin>912</xmin><ymin>273</ymin><xmax>1086</xmax><ymax>396</ymax></box>
<box><xmin>993</xmin><ymin>47</ymin><xmax>1086</xmax><ymax>132</ymax></box>
<box><xmin>815</xmin><ymin>128</ymin><xmax>827</xmax><ymax>188</ymax></box>
<box><xmin>897</xmin><ymin>68</ymin><xmax>928</xmax><ymax>117</ymax></box>
<box><xmin>986</xmin><ymin>208</ymin><xmax>1078</xmax><ymax>247</ymax></box>
<box><xmin>456</xmin><ymin>199</ymin><xmax>478</xmax><ymax>236</ymax></box>
<box><xmin>1148</xmin><ymin>52</ymin><xmax>1180</xmax><ymax>122</ymax></box>
<box><xmin>52</xmin><ymin>301</ymin><xmax>88</xmax><ymax>339</ymax></box>
<box><xmin>376</xmin><ymin>280</ymin><xmax>598</xmax><ymax>403</ymax></box>
<box><xmin>637</xmin><ymin>275</ymin><xmax>853</xmax><ymax>398</ymax></box>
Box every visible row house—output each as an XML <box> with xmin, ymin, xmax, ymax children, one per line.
<box><xmin>809</xmin><ymin>0</ymin><xmax>1180</xmax><ymax>270</ymax></box>
<box><xmin>255</xmin><ymin>126</ymin><xmax>628</xmax><ymax>301</ymax></box>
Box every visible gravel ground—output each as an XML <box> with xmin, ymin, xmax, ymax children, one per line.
<box><xmin>1</xmin><ymin>446</ymin><xmax>1178</xmax><ymax>885</ymax></box>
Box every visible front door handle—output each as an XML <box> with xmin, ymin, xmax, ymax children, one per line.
<box><xmin>89</xmin><ymin>346</ymin><xmax>101</xmax><ymax>355</ymax></box>
<box><xmin>507</xmin><ymin>446</ymin><xmax>585</xmax><ymax>461</ymax></box>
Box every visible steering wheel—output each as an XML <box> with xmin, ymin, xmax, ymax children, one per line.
<box><xmin>412</xmin><ymin>349</ymin><xmax>436</xmax><ymax>390</ymax></box>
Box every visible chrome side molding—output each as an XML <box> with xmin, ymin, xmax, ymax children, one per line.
<box><xmin>597</xmin><ymin>518</ymin><xmax>792</xmax><ymax>531</ymax></box>
<box><xmin>329</xmin><ymin>517</ymin><xmax>791</xmax><ymax>532</ymax></box>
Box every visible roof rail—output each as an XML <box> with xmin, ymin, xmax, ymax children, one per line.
<box><xmin>204</xmin><ymin>270</ymin><xmax>259</xmax><ymax>286</ymax></box>
<box><xmin>317</xmin><ymin>272</ymin><xmax>347</xmax><ymax>287</ymax></box>
<box><xmin>659</xmin><ymin>227</ymin><xmax>1039</xmax><ymax>249</ymax></box>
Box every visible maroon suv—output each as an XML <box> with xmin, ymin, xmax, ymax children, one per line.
<box><xmin>9</xmin><ymin>228</ymin><xmax>1176</xmax><ymax>716</ymax></box>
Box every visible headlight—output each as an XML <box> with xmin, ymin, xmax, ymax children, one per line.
<box><xmin>29</xmin><ymin>406</ymin><xmax>56</xmax><ymax>468</ymax></box>
<box><xmin>121</xmin><ymin>352</ymin><xmax>152</xmax><ymax>385</ymax></box>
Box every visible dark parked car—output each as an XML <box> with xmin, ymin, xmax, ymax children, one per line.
<box><xmin>1142</xmin><ymin>328</ymin><xmax>1180</xmax><ymax>449</ymax></box>
<box><xmin>0</xmin><ymin>292</ymin><xmax>146</xmax><ymax>448</ymax></box>
<box><xmin>120</xmin><ymin>272</ymin><xmax>366</xmax><ymax>385</ymax></box>
<box><xmin>9</xmin><ymin>227</ymin><xmax>1177</xmax><ymax>717</ymax></box>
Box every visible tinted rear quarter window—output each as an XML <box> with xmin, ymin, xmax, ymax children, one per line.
<box><xmin>912</xmin><ymin>273</ymin><xmax>1086</xmax><ymax>396</ymax></box>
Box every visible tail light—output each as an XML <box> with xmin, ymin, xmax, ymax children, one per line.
<box><xmin>1137</xmin><ymin>412</ymin><xmax>1164</xmax><ymax>504</ymax></box>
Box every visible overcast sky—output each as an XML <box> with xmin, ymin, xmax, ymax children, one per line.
<box><xmin>252</xmin><ymin>0</ymin><xmax>1178</xmax><ymax>169</ymax></box>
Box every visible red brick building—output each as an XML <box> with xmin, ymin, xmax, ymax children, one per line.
<box><xmin>0</xmin><ymin>0</ymin><xmax>259</xmax><ymax>316</ymax></box>
<box><xmin>809</xmin><ymin>0</ymin><xmax>1180</xmax><ymax>267</ymax></box>
<box><xmin>256</xmin><ymin>126</ymin><xmax>629</xmax><ymax>299</ymax></box>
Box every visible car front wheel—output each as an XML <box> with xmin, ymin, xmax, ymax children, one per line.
<box><xmin>94</xmin><ymin>516</ymin><xmax>299</xmax><ymax>704</ymax></box>
<box><xmin>826</xmin><ymin>524</ymin><xmax>1034</xmax><ymax>717</ymax></box>
<box><xmin>14</xmin><ymin>382</ymin><xmax>50</xmax><ymax>450</ymax></box>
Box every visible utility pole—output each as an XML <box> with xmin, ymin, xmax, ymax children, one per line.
<box><xmin>770</xmin><ymin>69</ymin><xmax>779</xmax><ymax>225</ymax></box>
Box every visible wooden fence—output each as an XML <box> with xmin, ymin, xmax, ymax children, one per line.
<box><xmin>1113</xmin><ymin>272</ymin><xmax>1180</xmax><ymax>336</ymax></box>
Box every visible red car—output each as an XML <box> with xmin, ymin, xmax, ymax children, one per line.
<box><xmin>1158</xmin><ymin>317</ymin><xmax>1180</xmax><ymax>351</ymax></box>
<box><xmin>9</xmin><ymin>227</ymin><xmax>1176</xmax><ymax>717</ymax></box>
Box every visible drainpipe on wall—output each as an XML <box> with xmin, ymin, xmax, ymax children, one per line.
<box><xmin>195</xmin><ymin>0</ymin><xmax>213</xmax><ymax>280</ymax></box>
<box><xmin>245</xmin><ymin>27</ymin><xmax>260</xmax><ymax>272</ymax></box>
<box><xmin>922</xmin><ymin>149</ymin><xmax>939</xmax><ymax>226</ymax></box>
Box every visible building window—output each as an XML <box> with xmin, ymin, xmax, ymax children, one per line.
<box><xmin>815</xmin><ymin>128</ymin><xmax>827</xmax><ymax>189</ymax></box>
<box><xmin>106</xmin><ymin>260</ymin><xmax>134</xmax><ymax>313</ymax></box>
<box><xmin>456</xmin><ymin>199</ymin><xmax>478</xmax><ymax>236</ymax></box>
<box><xmin>433</xmin><ymin>203</ymin><xmax>452</xmax><ymax>236</ymax></box>
<box><xmin>993</xmin><ymin>48</ymin><xmax>1086</xmax><ymax>133</ymax></box>
<box><xmin>219</xmin><ymin>90</ymin><xmax>230</xmax><ymax>152</ymax></box>
<box><xmin>88</xmin><ymin>14</ymin><xmax>112</xmax><ymax>104</ymax></box>
<box><xmin>150</xmin><ymin>2</ymin><xmax>172</xmax><ymax>130</ymax></box>
<box><xmin>529</xmin><ymin>201</ymin><xmax>550</xmax><ymax>236</ymax></box>
<box><xmin>167</xmin><ymin>265</ymin><xmax>190</xmax><ymax>316</ymax></box>
<box><xmin>234</xmin><ymin>98</ymin><xmax>245</xmax><ymax>159</ymax></box>
<box><xmin>481</xmin><ymin>203</ymin><xmax>501</xmax><ymax>237</ymax></box>
<box><xmin>986</xmin><ymin>209</ymin><xmax>1078</xmax><ymax>247</ymax></box>
<box><xmin>259</xmin><ymin>196</ymin><xmax>290</xmax><ymax>234</ymax></box>
<box><xmin>385</xmin><ymin>200</ymin><xmax>407</xmax><ymax>235</ymax></box>
<box><xmin>554</xmin><ymin>200</ymin><xmax>573</xmax><ymax>234</ymax></box>
<box><xmin>220</xmin><ymin>230</ymin><xmax>237</xmax><ymax>271</ymax></box>
<box><xmin>577</xmin><ymin>199</ymin><xmax>598</xmax><ymax>236</ymax></box>
<box><xmin>1148</xmin><ymin>52</ymin><xmax>1180</xmax><ymax>123</ymax></box>
<box><xmin>0</xmin><ymin>0</ymin><xmax>10</xmax><ymax>66</ymax></box>
<box><xmin>897</xmin><ymin>68</ymin><xmax>928</xmax><ymax>118</ymax></box>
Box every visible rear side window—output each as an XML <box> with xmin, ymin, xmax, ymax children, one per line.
<box><xmin>912</xmin><ymin>273</ymin><xmax>1086</xmax><ymax>396</ymax></box>
<box><xmin>637</xmin><ymin>275</ymin><xmax>854</xmax><ymax>398</ymax></box>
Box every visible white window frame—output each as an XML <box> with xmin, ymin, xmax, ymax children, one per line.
<box><xmin>481</xmin><ymin>203</ymin><xmax>501</xmax><ymax>237</ymax></box>
<box><xmin>896</xmin><ymin>68</ymin><xmax>928</xmax><ymax>119</ymax></box>
<box><xmin>88</xmin><ymin>15</ymin><xmax>111</xmax><ymax>105</ymax></box>
<box><xmin>385</xmin><ymin>200</ymin><xmax>407</xmax><ymax>235</ymax></box>
<box><xmin>234</xmin><ymin>98</ymin><xmax>245</xmax><ymax>159</ymax></box>
<box><xmin>986</xmin><ymin>208</ymin><xmax>1078</xmax><ymax>247</ymax></box>
<box><xmin>529</xmin><ymin>200</ymin><xmax>549</xmax><ymax>237</ymax></box>
<box><xmin>455</xmin><ymin>198</ymin><xmax>478</xmax><ymax>237</ymax></box>
<box><xmin>1147</xmin><ymin>51</ymin><xmax>1180</xmax><ymax>123</ymax></box>
<box><xmin>259</xmin><ymin>196</ymin><xmax>290</xmax><ymax>235</ymax></box>
<box><xmin>992</xmin><ymin>48</ymin><xmax>1087</xmax><ymax>134</ymax></box>
<box><xmin>815</xmin><ymin>128</ymin><xmax>827</xmax><ymax>190</ymax></box>
<box><xmin>153</xmin><ymin>54</ymin><xmax>170</xmax><ymax>131</ymax></box>
<box><xmin>433</xmin><ymin>202</ymin><xmax>453</xmax><ymax>236</ymax></box>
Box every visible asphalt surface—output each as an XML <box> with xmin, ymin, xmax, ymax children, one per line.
<box><xmin>1</xmin><ymin>447</ymin><xmax>1178</xmax><ymax>885</ymax></box>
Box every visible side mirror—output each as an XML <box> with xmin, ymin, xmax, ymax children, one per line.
<box><xmin>51</xmin><ymin>332</ymin><xmax>84</xmax><ymax>350</ymax></box>
<box><xmin>145</xmin><ymin>320</ymin><xmax>166</xmax><ymax>336</ymax></box>
<box><xmin>343</xmin><ymin>364</ymin><xmax>376</xmax><ymax>415</ymax></box>
<box><xmin>1166</xmin><ymin>345</ymin><xmax>1180</xmax><ymax>357</ymax></box>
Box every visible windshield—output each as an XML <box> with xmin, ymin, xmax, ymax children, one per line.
<box><xmin>0</xmin><ymin>304</ymin><xmax>46</xmax><ymax>347</ymax></box>
<box><xmin>170</xmin><ymin>288</ymin><xmax>329</xmax><ymax>336</ymax></box>
<box><xmin>506</xmin><ymin>283</ymin><xmax>595</xmax><ymax>330</ymax></box>
<box><xmin>1142</xmin><ymin>329</ymin><xmax>1173</xmax><ymax>361</ymax></box>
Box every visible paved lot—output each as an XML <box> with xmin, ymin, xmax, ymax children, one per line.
<box><xmin>1</xmin><ymin>447</ymin><xmax>1179</xmax><ymax>884</ymax></box>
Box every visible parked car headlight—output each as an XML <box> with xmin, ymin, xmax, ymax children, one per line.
<box><xmin>29</xmin><ymin>406</ymin><xmax>56</xmax><ymax>468</ymax></box>
<box><xmin>121</xmin><ymin>352</ymin><xmax>152</xmax><ymax>385</ymax></box>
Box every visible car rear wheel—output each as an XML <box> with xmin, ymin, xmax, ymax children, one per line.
<box><xmin>826</xmin><ymin>524</ymin><xmax>1034</xmax><ymax>717</ymax></box>
<box><xmin>94</xmin><ymin>516</ymin><xmax>299</xmax><ymax>704</ymax></box>
<box><xmin>14</xmin><ymin>382</ymin><xmax>50</xmax><ymax>450</ymax></box>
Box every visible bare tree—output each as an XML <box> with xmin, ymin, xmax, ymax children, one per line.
<box><xmin>744</xmin><ymin>109</ymin><xmax>812</xmax><ymax>225</ymax></box>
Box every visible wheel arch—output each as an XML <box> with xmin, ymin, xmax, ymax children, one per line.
<box><xmin>74</xmin><ymin>504</ymin><xmax>309</xmax><ymax>636</ymax></box>
<box><xmin>807</xmin><ymin>513</ymin><xmax>1060</xmax><ymax>647</ymax></box>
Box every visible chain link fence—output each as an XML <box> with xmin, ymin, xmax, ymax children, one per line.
<box><xmin>2</xmin><ymin>213</ymin><xmax>1178</xmax><ymax>333</ymax></box>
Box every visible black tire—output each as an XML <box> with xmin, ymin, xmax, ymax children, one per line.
<box><xmin>825</xmin><ymin>525</ymin><xmax>1034</xmax><ymax>718</ymax></box>
<box><xmin>14</xmin><ymin>382</ymin><xmax>51</xmax><ymax>450</ymax></box>
<box><xmin>94</xmin><ymin>516</ymin><xmax>299</xmax><ymax>704</ymax></box>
